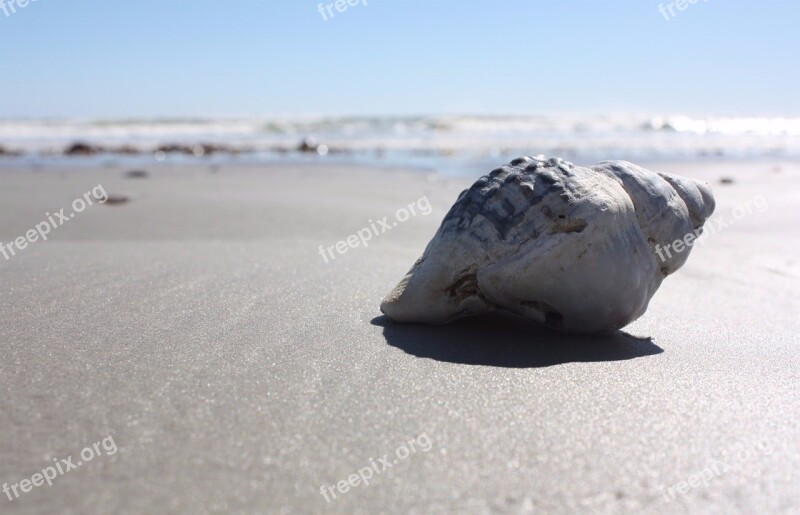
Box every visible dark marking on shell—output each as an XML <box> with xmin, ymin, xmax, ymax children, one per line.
<box><xmin>445</xmin><ymin>273</ymin><xmax>481</xmax><ymax>304</ymax></box>
<box><xmin>549</xmin><ymin>218</ymin><xmax>588</xmax><ymax>234</ymax></box>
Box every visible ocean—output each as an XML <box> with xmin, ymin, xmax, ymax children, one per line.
<box><xmin>1</xmin><ymin>114</ymin><xmax>798</xmax><ymax>174</ymax></box>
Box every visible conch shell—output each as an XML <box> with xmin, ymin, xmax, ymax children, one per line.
<box><xmin>380</xmin><ymin>156</ymin><xmax>714</xmax><ymax>334</ymax></box>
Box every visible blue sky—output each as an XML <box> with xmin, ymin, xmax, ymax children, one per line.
<box><xmin>1</xmin><ymin>0</ymin><xmax>798</xmax><ymax>118</ymax></box>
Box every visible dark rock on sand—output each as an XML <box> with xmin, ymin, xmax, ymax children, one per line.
<box><xmin>114</xmin><ymin>145</ymin><xmax>141</xmax><ymax>155</ymax></box>
<box><xmin>155</xmin><ymin>143</ymin><xmax>233</xmax><ymax>156</ymax></box>
<box><xmin>0</xmin><ymin>145</ymin><xmax>22</xmax><ymax>157</ymax></box>
<box><xmin>125</xmin><ymin>170</ymin><xmax>149</xmax><ymax>179</ymax></box>
<box><xmin>65</xmin><ymin>142</ymin><xmax>100</xmax><ymax>156</ymax></box>
<box><xmin>719</xmin><ymin>177</ymin><xmax>735</xmax><ymax>185</ymax></box>
<box><xmin>156</xmin><ymin>144</ymin><xmax>194</xmax><ymax>155</ymax></box>
<box><xmin>104</xmin><ymin>195</ymin><xmax>130</xmax><ymax>205</ymax></box>
<box><xmin>192</xmin><ymin>143</ymin><xmax>232</xmax><ymax>156</ymax></box>
<box><xmin>296</xmin><ymin>137</ymin><xmax>334</xmax><ymax>155</ymax></box>
<box><xmin>297</xmin><ymin>137</ymin><xmax>320</xmax><ymax>153</ymax></box>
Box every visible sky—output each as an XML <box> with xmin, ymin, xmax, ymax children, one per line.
<box><xmin>0</xmin><ymin>0</ymin><xmax>798</xmax><ymax>119</ymax></box>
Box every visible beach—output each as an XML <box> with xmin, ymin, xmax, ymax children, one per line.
<box><xmin>1</xmin><ymin>159</ymin><xmax>798</xmax><ymax>513</ymax></box>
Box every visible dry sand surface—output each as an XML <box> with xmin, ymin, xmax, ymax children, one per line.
<box><xmin>0</xmin><ymin>161</ymin><xmax>798</xmax><ymax>513</ymax></box>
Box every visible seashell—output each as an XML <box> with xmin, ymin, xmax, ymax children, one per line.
<box><xmin>380</xmin><ymin>156</ymin><xmax>715</xmax><ymax>334</ymax></box>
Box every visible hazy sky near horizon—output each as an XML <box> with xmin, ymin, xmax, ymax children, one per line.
<box><xmin>1</xmin><ymin>0</ymin><xmax>798</xmax><ymax>118</ymax></box>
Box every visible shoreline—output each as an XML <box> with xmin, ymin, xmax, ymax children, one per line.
<box><xmin>1</xmin><ymin>153</ymin><xmax>797</xmax><ymax>179</ymax></box>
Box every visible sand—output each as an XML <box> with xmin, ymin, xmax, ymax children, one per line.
<box><xmin>0</xmin><ymin>160</ymin><xmax>798</xmax><ymax>514</ymax></box>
